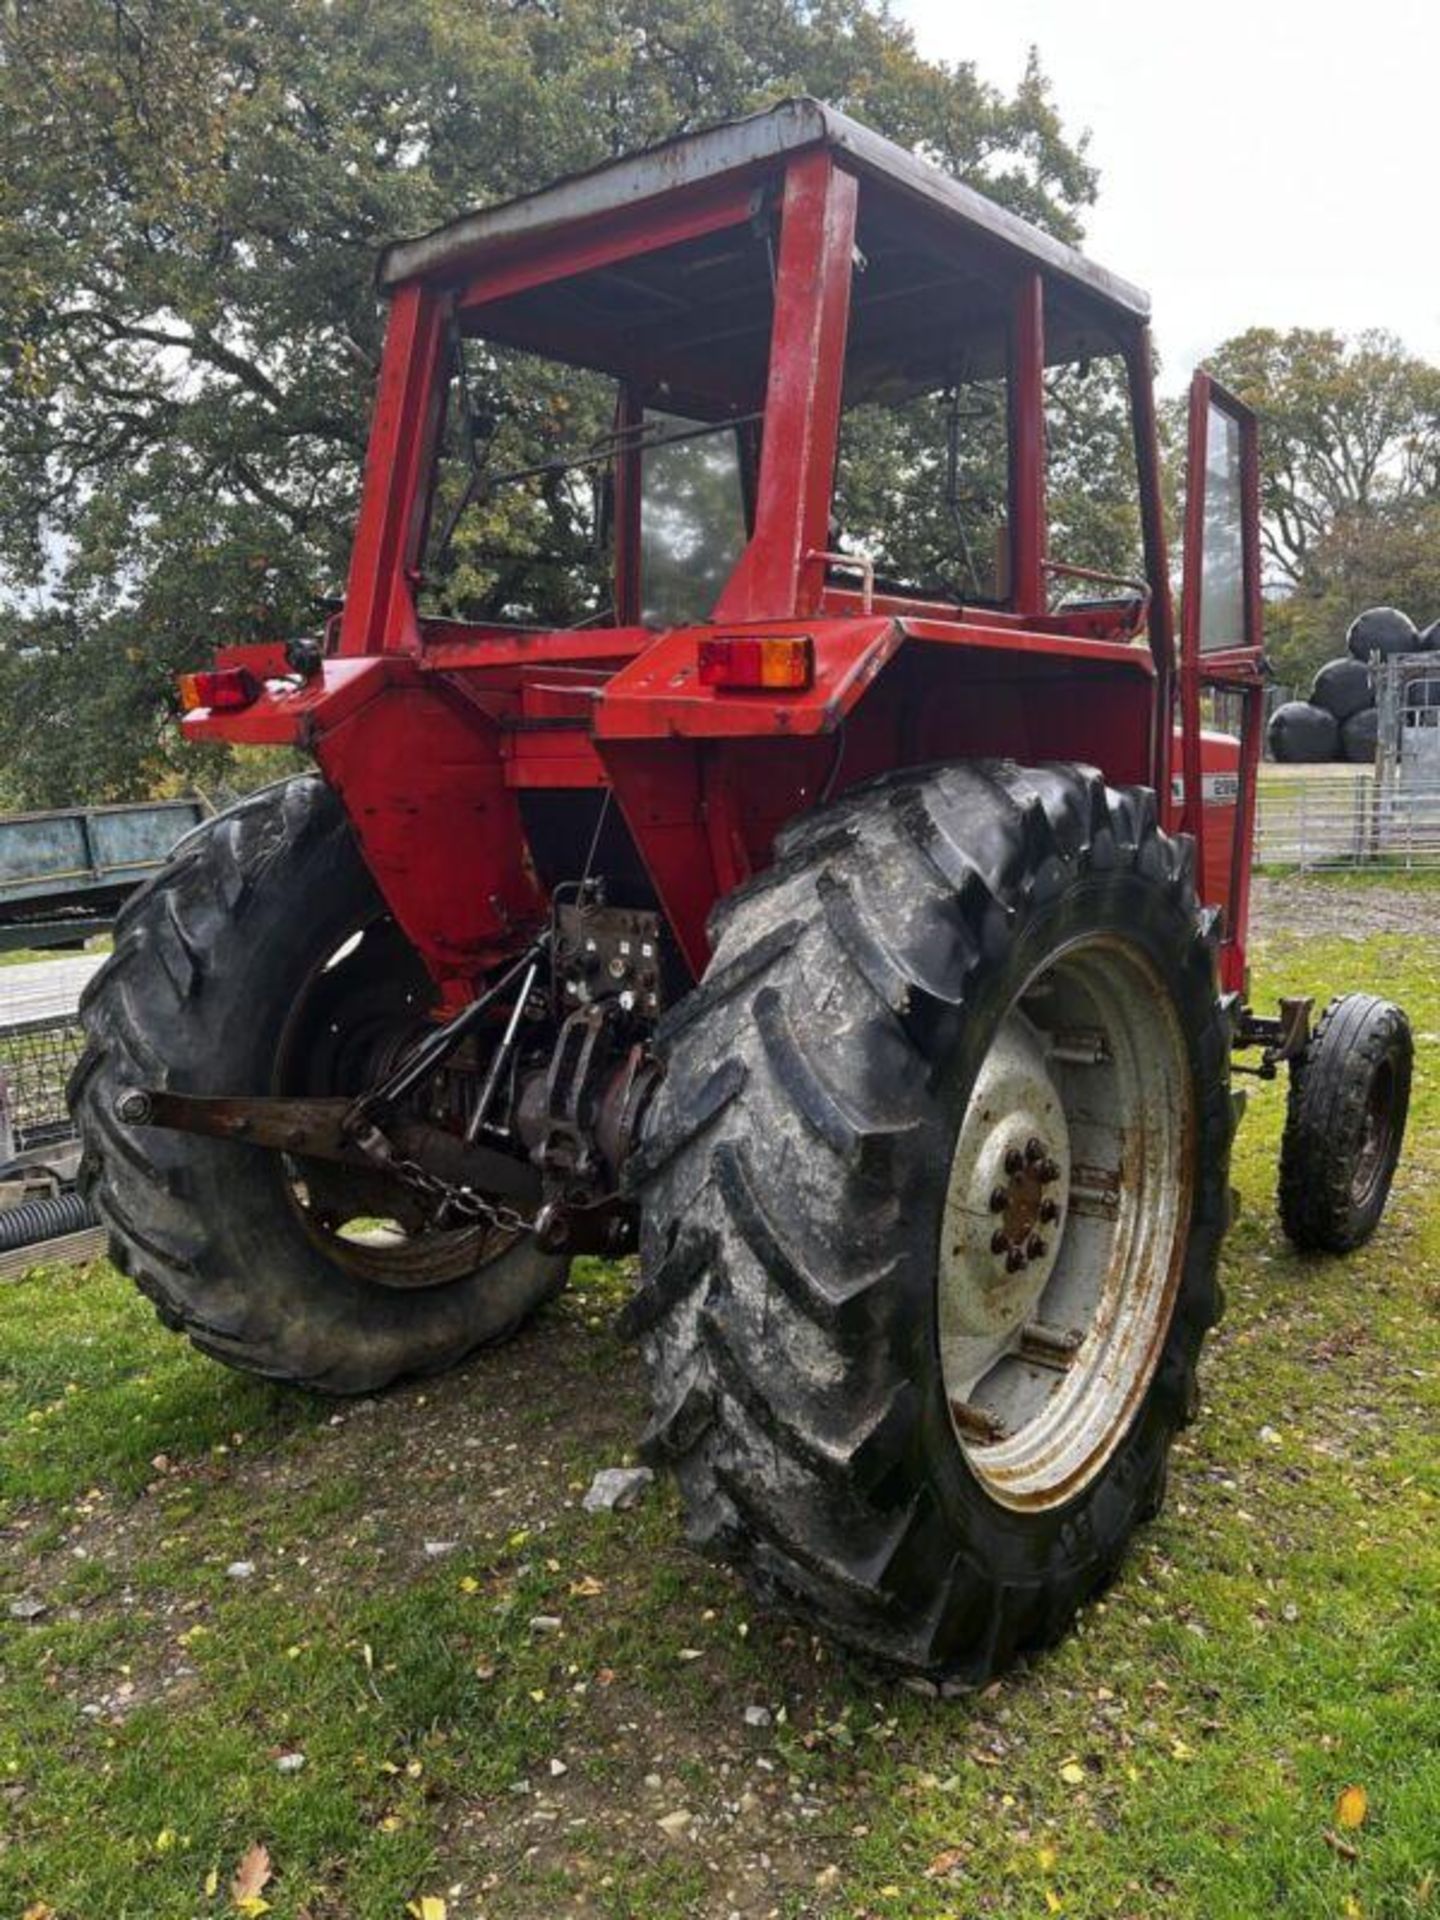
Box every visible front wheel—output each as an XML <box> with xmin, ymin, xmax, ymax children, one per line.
<box><xmin>1279</xmin><ymin>993</ymin><xmax>1412</xmax><ymax>1253</ymax></box>
<box><xmin>624</xmin><ymin>762</ymin><xmax>1234</xmax><ymax>1681</ymax></box>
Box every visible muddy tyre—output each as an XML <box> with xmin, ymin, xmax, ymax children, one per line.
<box><xmin>70</xmin><ymin>776</ymin><xmax>565</xmax><ymax>1393</ymax></box>
<box><xmin>1278</xmin><ymin>994</ymin><xmax>1411</xmax><ymax>1253</ymax></box>
<box><xmin>624</xmin><ymin>762</ymin><xmax>1232</xmax><ymax>1681</ymax></box>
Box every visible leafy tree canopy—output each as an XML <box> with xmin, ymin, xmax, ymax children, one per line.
<box><xmin>1203</xmin><ymin>327</ymin><xmax>1440</xmax><ymax>590</ymax></box>
<box><xmin>0</xmin><ymin>0</ymin><xmax>1098</xmax><ymax>805</ymax></box>
<box><xmin>1264</xmin><ymin>501</ymin><xmax>1440</xmax><ymax>691</ymax></box>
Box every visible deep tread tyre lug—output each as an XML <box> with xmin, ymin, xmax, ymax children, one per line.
<box><xmin>632</xmin><ymin>760</ymin><xmax>1231</xmax><ymax>1681</ymax></box>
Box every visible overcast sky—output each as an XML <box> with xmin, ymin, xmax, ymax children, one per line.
<box><xmin>896</xmin><ymin>0</ymin><xmax>1440</xmax><ymax>390</ymax></box>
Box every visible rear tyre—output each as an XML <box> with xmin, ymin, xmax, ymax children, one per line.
<box><xmin>1278</xmin><ymin>993</ymin><xmax>1411</xmax><ymax>1253</ymax></box>
<box><xmin>70</xmin><ymin>776</ymin><xmax>566</xmax><ymax>1393</ymax></box>
<box><xmin>624</xmin><ymin>762</ymin><xmax>1233</xmax><ymax>1680</ymax></box>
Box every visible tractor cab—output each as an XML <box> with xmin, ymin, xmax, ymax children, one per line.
<box><xmin>186</xmin><ymin>99</ymin><xmax>1261</xmax><ymax>990</ymax></box>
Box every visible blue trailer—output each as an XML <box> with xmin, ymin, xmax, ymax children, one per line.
<box><xmin>0</xmin><ymin>798</ymin><xmax>208</xmax><ymax>1268</ymax></box>
<box><xmin>0</xmin><ymin>797</ymin><xmax>206</xmax><ymax>952</ymax></box>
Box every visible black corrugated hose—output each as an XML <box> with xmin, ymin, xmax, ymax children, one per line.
<box><xmin>0</xmin><ymin>1189</ymin><xmax>96</xmax><ymax>1252</ymax></box>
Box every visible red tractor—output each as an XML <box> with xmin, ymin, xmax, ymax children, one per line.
<box><xmin>74</xmin><ymin>101</ymin><xmax>1412</xmax><ymax>1680</ymax></box>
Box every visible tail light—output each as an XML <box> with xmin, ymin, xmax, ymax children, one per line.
<box><xmin>177</xmin><ymin>667</ymin><xmax>262</xmax><ymax>713</ymax></box>
<box><xmin>697</xmin><ymin>635</ymin><xmax>813</xmax><ymax>691</ymax></box>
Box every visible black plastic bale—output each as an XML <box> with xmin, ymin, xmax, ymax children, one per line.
<box><xmin>1346</xmin><ymin>606</ymin><xmax>1417</xmax><ymax>661</ymax></box>
<box><xmin>1268</xmin><ymin>700</ymin><xmax>1340</xmax><ymax>763</ymax></box>
<box><xmin>1310</xmin><ymin>656</ymin><xmax>1374</xmax><ymax>724</ymax></box>
<box><xmin>1340</xmin><ymin>705</ymin><xmax>1380</xmax><ymax>763</ymax></box>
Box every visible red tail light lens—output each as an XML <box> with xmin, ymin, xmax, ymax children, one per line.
<box><xmin>177</xmin><ymin>668</ymin><xmax>262</xmax><ymax>713</ymax></box>
<box><xmin>697</xmin><ymin>635</ymin><xmax>813</xmax><ymax>691</ymax></box>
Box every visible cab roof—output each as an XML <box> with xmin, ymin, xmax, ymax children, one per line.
<box><xmin>377</xmin><ymin>96</ymin><xmax>1149</xmax><ymax>326</ymax></box>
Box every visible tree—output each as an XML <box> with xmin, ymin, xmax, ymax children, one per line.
<box><xmin>1264</xmin><ymin>501</ymin><xmax>1440</xmax><ymax>691</ymax></box>
<box><xmin>1203</xmin><ymin>327</ymin><xmax>1440</xmax><ymax>590</ymax></box>
<box><xmin>0</xmin><ymin>0</ymin><xmax>1097</xmax><ymax>804</ymax></box>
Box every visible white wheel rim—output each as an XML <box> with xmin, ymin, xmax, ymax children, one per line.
<box><xmin>938</xmin><ymin>934</ymin><xmax>1193</xmax><ymax>1510</ymax></box>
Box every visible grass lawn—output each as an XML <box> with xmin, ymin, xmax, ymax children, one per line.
<box><xmin>0</xmin><ymin>938</ymin><xmax>111</xmax><ymax>970</ymax></box>
<box><xmin>1</xmin><ymin>914</ymin><xmax>1436</xmax><ymax>1919</ymax></box>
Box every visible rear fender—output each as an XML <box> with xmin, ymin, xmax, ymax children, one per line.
<box><xmin>186</xmin><ymin>651</ymin><xmax>545</xmax><ymax>1003</ymax></box>
<box><xmin>596</xmin><ymin>616</ymin><xmax>1156</xmax><ymax>972</ymax></box>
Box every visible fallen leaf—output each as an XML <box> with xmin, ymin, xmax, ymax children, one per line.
<box><xmin>569</xmin><ymin>1575</ymin><xmax>604</xmax><ymax>1598</ymax></box>
<box><xmin>231</xmin><ymin>1841</ymin><xmax>272</xmax><ymax>1909</ymax></box>
<box><xmin>1059</xmin><ymin>1762</ymin><xmax>1086</xmax><ymax>1786</ymax></box>
<box><xmin>1323</xmin><ymin>1829</ymin><xmax>1360</xmax><ymax>1863</ymax></box>
<box><xmin>458</xmin><ymin>1576</ymin><xmax>479</xmax><ymax>1595</ymax></box>
<box><xmin>925</xmin><ymin>1848</ymin><xmax>965</xmax><ymax>1878</ymax></box>
<box><xmin>22</xmin><ymin>1905</ymin><xmax>56</xmax><ymax>1920</ymax></box>
<box><xmin>1335</xmin><ymin>1784</ymin><xmax>1368</xmax><ymax>1830</ymax></box>
<box><xmin>406</xmin><ymin>1900</ymin><xmax>447</xmax><ymax>1920</ymax></box>
<box><xmin>1045</xmin><ymin>1892</ymin><xmax>1063</xmax><ymax>1915</ymax></box>
<box><xmin>155</xmin><ymin>1828</ymin><xmax>177</xmax><ymax>1853</ymax></box>
<box><xmin>1037</xmin><ymin>1844</ymin><xmax>1058</xmax><ymax>1871</ymax></box>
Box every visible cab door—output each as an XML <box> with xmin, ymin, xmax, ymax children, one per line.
<box><xmin>1176</xmin><ymin>371</ymin><xmax>1265</xmax><ymax>991</ymax></box>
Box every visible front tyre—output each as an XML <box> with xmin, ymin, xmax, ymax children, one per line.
<box><xmin>70</xmin><ymin>776</ymin><xmax>565</xmax><ymax>1393</ymax></box>
<box><xmin>1279</xmin><ymin>993</ymin><xmax>1412</xmax><ymax>1253</ymax></box>
<box><xmin>624</xmin><ymin>762</ymin><xmax>1233</xmax><ymax>1681</ymax></box>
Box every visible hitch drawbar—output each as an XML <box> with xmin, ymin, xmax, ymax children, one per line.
<box><xmin>112</xmin><ymin>1085</ymin><xmax>642</xmax><ymax>1257</ymax></box>
<box><xmin>114</xmin><ymin>1088</ymin><xmax>542</xmax><ymax>1206</ymax></box>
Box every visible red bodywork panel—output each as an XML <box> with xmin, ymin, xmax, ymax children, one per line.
<box><xmin>187</xmin><ymin>613</ymin><xmax>1159</xmax><ymax>987</ymax></box>
<box><xmin>184</xmin><ymin>129</ymin><xmax>1265</xmax><ymax>1002</ymax></box>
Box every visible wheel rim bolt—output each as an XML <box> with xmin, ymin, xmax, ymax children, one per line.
<box><xmin>1039</xmin><ymin>1198</ymin><xmax>1061</xmax><ymax>1225</ymax></box>
<box><xmin>1025</xmin><ymin>1137</ymin><xmax>1045</xmax><ymax>1164</ymax></box>
<box><xmin>990</xmin><ymin>1229</ymin><xmax>1009</xmax><ymax>1255</ymax></box>
<box><xmin>1027</xmin><ymin>1235</ymin><xmax>1047</xmax><ymax>1260</ymax></box>
<box><xmin>1004</xmin><ymin>1146</ymin><xmax>1025</xmax><ymax>1176</ymax></box>
<box><xmin>1005</xmin><ymin>1248</ymin><xmax>1028</xmax><ymax>1273</ymax></box>
<box><xmin>1039</xmin><ymin>1157</ymin><xmax>1061</xmax><ymax>1184</ymax></box>
<box><xmin>989</xmin><ymin>1186</ymin><xmax>1009</xmax><ymax>1213</ymax></box>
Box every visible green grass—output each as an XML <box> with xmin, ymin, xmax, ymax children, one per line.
<box><xmin>1255</xmin><ymin>865</ymin><xmax>1440</xmax><ymax>888</ymax></box>
<box><xmin>1</xmin><ymin>928</ymin><xmax>1436</xmax><ymax>1919</ymax></box>
<box><xmin>0</xmin><ymin>935</ymin><xmax>112</xmax><ymax>967</ymax></box>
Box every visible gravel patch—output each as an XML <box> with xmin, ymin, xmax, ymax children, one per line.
<box><xmin>1250</xmin><ymin>873</ymin><xmax>1439</xmax><ymax>942</ymax></box>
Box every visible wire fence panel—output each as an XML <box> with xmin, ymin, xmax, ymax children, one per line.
<box><xmin>0</xmin><ymin>1013</ymin><xmax>86</xmax><ymax>1151</ymax></box>
<box><xmin>1256</xmin><ymin>773</ymin><xmax>1440</xmax><ymax>870</ymax></box>
<box><xmin>0</xmin><ymin>953</ymin><xmax>100</xmax><ymax>1158</ymax></box>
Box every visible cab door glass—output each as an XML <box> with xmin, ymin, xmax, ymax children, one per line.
<box><xmin>1199</xmin><ymin>401</ymin><xmax>1246</xmax><ymax>652</ymax></box>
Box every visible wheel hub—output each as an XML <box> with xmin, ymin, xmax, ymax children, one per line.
<box><xmin>941</xmin><ymin>1020</ymin><xmax>1070</xmax><ymax>1337</ymax></box>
